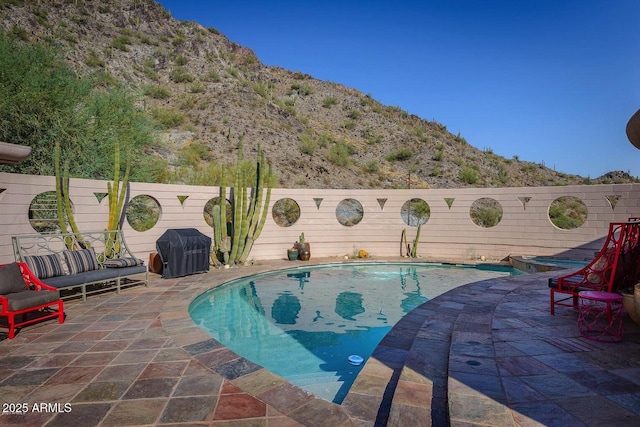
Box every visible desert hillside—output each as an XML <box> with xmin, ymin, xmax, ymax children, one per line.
<box><xmin>0</xmin><ymin>0</ymin><xmax>635</xmax><ymax>188</ymax></box>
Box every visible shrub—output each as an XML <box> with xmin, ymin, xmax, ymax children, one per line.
<box><xmin>299</xmin><ymin>134</ymin><xmax>317</xmax><ymax>154</ymax></box>
<box><xmin>322</xmin><ymin>96</ymin><xmax>337</xmax><ymax>108</ymax></box>
<box><xmin>412</xmin><ymin>127</ymin><xmax>427</xmax><ymax>142</ymax></box>
<box><xmin>83</xmin><ymin>50</ymin><xmax>105</xmax><ymax>68</ymax></box>
<box><xmin>143</xmin><ymin>85</ymin><xmax>171</xmax><ymax>99</ymax></box>
<box><xmin>362</xmin><ymin>161</ymin><xmax>380</xmax><ymax>173</ymax></box>
<box><xmin>176</xmin><ymin>95</ymin><xmax>197</xmax><ymax>110</ymax></box>
<box><xmin>347</xmin><ymin>109</ymin><xmax>361</xmax><ymax>120</ymax></box>
<box><xmin>343</xmin><ymin>120</ymin><xmax>356</xmax><ymax>130</ymax></box>
<box><xmin>288</xmin><ymin>83</ymin><xmax>313</xmax><ymax>96</ymax></box>
<box><xmin>318</xmin><ymin>133</ymin><xmax>333</xmax><ymax>148</ymax></box>
<box><xmin>385</xmin><ymin>148</ymin><xmax>413</xmax><ymax>162</ymax></box>
<box><xmin>202</xmin><ymin>69</ymin><xmax>221</xmax><ymax>82</ymax></box>
<box><xmin>174</xmin><ymin>55</ymin><xmax>188</xmax><ymax>65</ymax></box>
<box><xmin>189</xmin><ymin>82</ymin><xmax>206</xmax><ymax>93</ymax></box>
<box><xmin>111</xmin><ymin>35</ymin><xmax>132</xmax><ymax>51</ymax></box>
<box><xmin>460</xmin><ymin>168</ymin><xmax>479</xmax><ymax>184</ymax></box>
<box><xmin>172</xmin><ymin>35</ymin><xmax>186</xmax><ymax>46</ymax></box>
<box><xmin>251</xmin><ymin>80</ymin><xmax>273</xmax><ymax>98</ymax></box>
<box><xmin>432</xmin><ymin>150</ymin><xmax>444</xmax><ymax>161</ymax></box>
<box><xmin>328</xmin><ymin>142</ymin><xmax>354</xmax><ymax>166</ymax></box>
<box><xmin>151</xmin><ymin>107</ymin><xmax>186</xmax><ymax>129</ymax></box>
<box><xmin>170</xmin><ymin>66</ymin><xmax>194</xmax><ymax>83</ymax></box>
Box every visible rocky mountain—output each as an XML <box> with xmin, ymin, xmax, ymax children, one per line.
<box><xmin>1</xmin><ymin>0</ymin><xmax>635</xmax><ymax>188</ymax></box>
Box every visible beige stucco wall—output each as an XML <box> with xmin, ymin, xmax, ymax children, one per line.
<box><xmin>1</xmin><ymin>172</ymin><xmax>638</xmax><ymax>265</ymax></box>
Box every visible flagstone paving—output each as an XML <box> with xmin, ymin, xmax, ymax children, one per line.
<box><xmin>1</xmin><ymin>258</ymin><xmax>639</xmax><ymax>426</ymax></box>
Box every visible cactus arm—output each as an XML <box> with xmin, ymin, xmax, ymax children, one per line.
<box><xmin>411</xmin><ymin>224</ymin><xmax>422</xmax><ymax>258</ymax></box>
<box><xmin>54</xmin><ymin>142</ymin><xmax>69</xmax><ymax>235</ymax></box>
<box><xmin>239</xmin><ymin>163</ymin><xmax>272</xmax><ymax>263</ymax></box>
<box><xmin>63</xmin><ymin>159</ymin><xmax>81</xmax><ymax>237</ymax></box>
<box><xmin>228</xmin><ymin>139</ymin><xmax>244</xmax><ymax>264</ymax></box>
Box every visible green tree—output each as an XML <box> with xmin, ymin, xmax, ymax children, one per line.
<box><xmin>0</xmin><ymin>34</ymin><xmax>157</xmax><ymax>182</ymax></box>
<box><xmin>0</xmin><ymin>34</ymin><xmax>92</xmax><ymax>175</ymax></box>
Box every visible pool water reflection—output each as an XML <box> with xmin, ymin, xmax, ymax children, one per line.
<box><xmin>189</xmin><ymin>263</ymin><xmax>518</xmax><ymax>403</ymax></box>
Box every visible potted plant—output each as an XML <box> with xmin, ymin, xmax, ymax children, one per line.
<box><xmin>294</xmin><ymin>233</ymin><xmax>311</xmax><ymax>261</ymax></box>
<box><xmin>287</xmin><ymin>246</ymin><xmax>299</xmax><ymax>261</ymax></box>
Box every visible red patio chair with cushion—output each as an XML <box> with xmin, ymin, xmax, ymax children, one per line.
<box><xmin>0</xmin><ymin>262</ymin><xmax>64</xmax><ymax>339</ymax></box>
<box><xmin>549</xmin><ymin>220</ymin><xmax>640</xmax><ymax>315</ymax></box>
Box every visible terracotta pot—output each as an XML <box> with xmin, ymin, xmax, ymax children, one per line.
<box><xmin>295</xmin><ymin>242</ymin><xmax>311</xmax><ymax>261</ymax></box>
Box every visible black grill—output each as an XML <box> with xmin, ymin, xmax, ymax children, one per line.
<box><xmin>155</xmin><ymin>228</ymin><xmax>211</xmax><ymax>278</ymax></box>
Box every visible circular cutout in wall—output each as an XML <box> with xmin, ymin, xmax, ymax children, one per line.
<box><xmin>336</xmin><ymin>198</ymin><xmax>364</xmax><ymax>227</ymax></box>
<box><xmin>126</xmin><ymin>195</ymin><xmax>161</xmax><ymax>232</ymax></box>
<box><xmin>549</xmin><ymin>196</ymin><xmax>587</xmax><ymax>229</ymax></box>
<box><xmin>29</xmin><ymin>191</ymin><xmax>70</xmax><ymax>233</ymax></box>
<box><xmin>204</xmin><ymin>197</ymin><xmax>232</xmax><ymax>228</ymax></box>
<box><xmin>401</xmin><ymin>198</ymin><xmax>430</xmax><ymax>227</ymax></box>
<box><xmin>272</xmin><ymin>198</ymin><xmax>301</xmax><ymax>227</ymax></box>
<box><xmin>470</xmin><ymin>198</ymin><xmax>503</xmax><ymax>228</ymax></box>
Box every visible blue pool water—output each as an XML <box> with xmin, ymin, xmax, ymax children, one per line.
<box><xmin>189</xmin><ymin>262</ymin><xmax>520</xmax><ymax>403</ymax></box>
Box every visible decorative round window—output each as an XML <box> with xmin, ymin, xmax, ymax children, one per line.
<box><xmin>336</xmin><ymin>198</ymin><xmax>363</xmax><ymax>227</ymax></box>
<box><xmin>126</xmin><ymin>195</ymin><xmax>161</xmax><ymax>232</ymax></box>
<box><xmin>204</xmin><ymin>197</ymin><xmax>232</xmax><ymax>228</ymax></box>
<box><xmin>549</xmin><ymin>196</ymin><xmax>587</xmax><ymax>229</ymax></box>
<box><xmin>272</xmin><ymin>198</ymin><xmax>301</xmax><ymax>227</ymax></box>
<box><xmin>401</xmin><ymin>198</ymin><xmax>430</xmax><ymax>227</ymax></box>
<box><xmin>29</xmin><ymin>191</ymin><xmax>69</xmax><ymax>233</ymax></box>
<box><xmin>470</xmin><ymin>198</ymin><xmax>503</xmax><ymax>228</ymax></box>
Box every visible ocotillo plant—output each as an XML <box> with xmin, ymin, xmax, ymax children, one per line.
<box><xmin>213</xmin><ymin>138</ymin><xmax>272</xmax><ymax>265</ymax></box>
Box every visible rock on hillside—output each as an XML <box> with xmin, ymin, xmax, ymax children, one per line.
<box><xmin>0</xmin><ymin>0</ymin><xmax>635</xmax><ymax>188</ymax></box>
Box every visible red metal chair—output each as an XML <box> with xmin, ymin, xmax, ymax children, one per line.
<box><xmin>549</xmin><ymin>220</ymin><xmax>640</xmax><ymax>315</ymax></box>
<box><xmin>0</xmin><ymin>262</ymin><xmax>64</xmax><ymax>339</ymax></box>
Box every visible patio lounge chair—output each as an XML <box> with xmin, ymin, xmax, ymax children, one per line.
<box><xmin>0</xmin><ymin>262</ymin><xmax>64</xmax><ymax>339</ymax></box>
<box><xmin>549</xmin><ymin>220</ymin><xmax>640</xmax><ymax>315</ymax></box>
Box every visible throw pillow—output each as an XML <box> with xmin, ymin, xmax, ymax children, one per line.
<box><xmin>63</xmin><ymin>248</ymin><xmax>99</xmax><ymax>274</ymax></box>
<box><xmin>103</xmin><ymin>258</ymin><xmax>143</xmax><ymax>268</ymax></box>
<box><xmin>24</xmin><ymin>254</ymin><xmax>65</xmax><ymax>279</ymax></box>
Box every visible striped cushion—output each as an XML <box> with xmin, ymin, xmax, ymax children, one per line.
<box><xmin>24</xmin><ymin>254</ymin><xmax>65</xmax><ymax>279</ymax></box>
<box><xmin>103</xmin><ymin>258</ymin><xmax>143</xmax><ymax>268</ymax></box>
<box><xmin>63</xmin><ymin>248</ymin><xmax>99</xmax><ymax>274</ymax></box>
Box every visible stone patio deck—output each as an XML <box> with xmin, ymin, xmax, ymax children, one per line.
<box><xmin>1</xmin><ymin>258</ymin><xmax>639</xmax><ymax>426</ymax></box>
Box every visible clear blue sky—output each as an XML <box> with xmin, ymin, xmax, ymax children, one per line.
<box><xmin>158</xmin><ymin>0</ymin><xmax>640</xmax><ymax>179</ymax></box>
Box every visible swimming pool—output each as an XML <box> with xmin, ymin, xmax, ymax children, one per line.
<box><xmin>189</xmin><ymin>262</ymin><xmax>520</xmax><ymax>403</ymax></box>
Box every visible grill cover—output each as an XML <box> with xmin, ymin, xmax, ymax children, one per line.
<box><xmin>156</xmin><ymin>228</ymin><xmax>211</xmax><ymax>278</ymax></box>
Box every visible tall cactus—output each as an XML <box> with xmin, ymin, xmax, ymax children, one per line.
<box><xmin>213</xmin><ymin>137</ymin><xmax>272</xmax><ymax>266</ymax></box>
<box><xmin>410</xmin><ymin>223</ymin><xmax>422</xmax><ymax>258</ymax></box>
<box><xmin>212</xmin><ymin>173</ymin><xmax>230</xmax><ymax>265</ymax></box>
<box><xmin>55</xmin><ymin>141</ymin><xmax>83</xmax><ymax>248</ymax></box>
<box><xmin>105</xmin><ymin>140</ymin><xmax>131</xmax><ymax>258</ymax></box>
